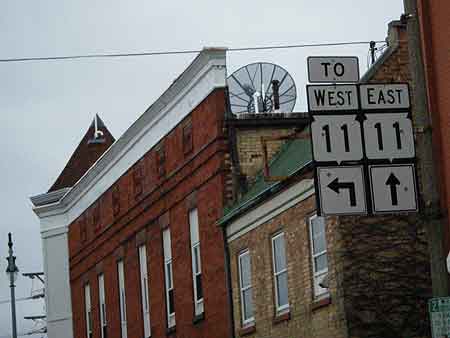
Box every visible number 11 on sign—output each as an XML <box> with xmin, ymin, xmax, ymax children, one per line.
<box><xmin>311</xmin><ymin>115</ymin><xmax>363</xmax><ymax>163</ymax></box>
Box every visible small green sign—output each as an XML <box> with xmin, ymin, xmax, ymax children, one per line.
<box><xmin>429</xmin><ymin>297</ymin><xmax>450</xmax><ymax>338</ymax></box>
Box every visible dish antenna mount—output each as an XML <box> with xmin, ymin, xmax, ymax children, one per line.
<box><xmin>227</xmin><ymin>62</ymin><xmax>297</xmax><ymax>115</ymax></box>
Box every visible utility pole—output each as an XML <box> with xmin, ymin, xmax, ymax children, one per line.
<box><xmin>403</xmin><ymin>0</ymin><xmax>449</xmax><ymax>296</ymax></box>
<box><xmin>6</xmin><ymin>233</ymin><xmax>19</xmax><ymax>338</ymax></box>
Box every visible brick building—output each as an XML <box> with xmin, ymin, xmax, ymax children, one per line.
<box><xmin>413</xmin><ymin>0</ymin><xmax>450</xmax><ymax>293</ymax></box>
<box><xmin>220</xmin><ymin>135</ymin><xmax>349</xmax><ymax>338</ymax></box>
<box><xmin>31</xmin><ymin>49</ymin><xmax>232</xmax><ymax>338</ymax></box>
<box><xmin>30</xmin><ymin>18</ymin><xmax>434</xmax><ymax>338</ymax></box>
<box><xmin>219</xmin><ymin>20</ymin><xmax>432</xmax><ymax>338</ymax></box>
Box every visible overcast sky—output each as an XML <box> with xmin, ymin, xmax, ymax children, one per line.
<box><xmin>0</xmin><ymin>0</ymin><xmax>403</xmax><ymax>335</ymax></box>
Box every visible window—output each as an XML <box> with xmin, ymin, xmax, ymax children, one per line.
<box><xmin>138</xmin><ymin>245</ymin><xmax>151</xmax><ymax>338</ymax></box>
<box><xmin>84</xmin><ymin>284</ymin><xmax>93</xmax><ymax>338</ymax></box>
<box><xmin>238</xmin><ymin>250</ymin><xmax>254</xmax><ymax>325</ymax></box>
<box><xmin>309</xmin><ymin>215</ymin><xmax>329</xmax><ymax>298</ymax></box>
<box><xmin>189</xmin><ymin>209</ymin><xmax>203</xmax><ymax>316</ymax></box>
<box><xmin>271</xmin><ymin>232</ymin><xmax>289</xmax><ymax>313</ymax></box>
<box><xmin>163</xmin><ymin>229</ymin><xmax>176</xmax><ymax>328</ymax></box>
<box><xmin>98</xmin><ymin>274</ymin><xmax>107</xmax><ymax>338</ymax></box>
<box><xmin>117</xmin><ymin>260</ymin><xmax>128</xmax><ymax>338</ymax></box>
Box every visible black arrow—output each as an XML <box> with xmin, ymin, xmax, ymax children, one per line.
<box><xmin>386</xmin><ymin>173</ymin><xmax>401</xmax><ymax>206</ymax></box>
<box><xmin>328</xmin><ymin>178</ymin><xmax>357</xmax><ymax>206</ymax></box>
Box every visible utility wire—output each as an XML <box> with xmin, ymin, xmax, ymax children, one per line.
<box><xmin>0</xmin><ymin>40</ymin><xmax>385</xmax><ymax>63</ymax></box>
<box><xmin>0</xmin><ymin>295</ymin><xmax>39</xmax><ymax>305</ymax></box>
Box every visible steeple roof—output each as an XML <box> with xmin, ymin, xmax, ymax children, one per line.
<box><xmin>48</xmin><ymin>115</ymin><xmax>115</xmax><ymax>192</ymax></box>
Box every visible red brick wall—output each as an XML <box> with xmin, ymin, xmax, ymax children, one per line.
<box><xmin>69</xmin><ymin>88</ymin><xmax>232</xmax><ymax>338</ymax></box>
<box><xmin>418</xmin><ymin>0</ymin><xmax>450</xmax><ymax>253</ymax></box>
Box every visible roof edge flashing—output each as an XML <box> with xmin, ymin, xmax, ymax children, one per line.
<box><xmin>31</xmin><ymin>48</ymin><xmax>227</xmax><ymax>221</ymax></box>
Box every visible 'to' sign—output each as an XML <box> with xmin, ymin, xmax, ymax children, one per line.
<box><xmin>308</xmin><ymin>56</ymin><xmax>359</xmax><ymax>83</ymax></box>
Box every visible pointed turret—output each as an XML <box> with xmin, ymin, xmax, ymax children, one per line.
<box><xmin>48</xmin><ymin>115</ymin><xmax>115</xmax><ymax>192</ymax></box>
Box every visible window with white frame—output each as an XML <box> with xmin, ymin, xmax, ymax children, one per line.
<box><xmin>189</xmin><ymin>209</ymin><xmax>204</xmax><ymax>316</ymax></box>
<box><xmin>238</xmin><ymin>250</ymin><xmax>254</xmax><ymax>326</ymax></box>
<box><xmin>309</xmin><ymin>215</ymin><xmax>329</xmax><ymax>298</ymax></box>
<box><xmin>138</xmin><ymin>245</ymin><xmax>151</xmax><ymax>338</ymax></box>
<box><xmin>84</xmin><ymin>283</ymin><xmax>93</xmax><ymax>338</ymax></box>
<box><xmin>271</xmin><ymin>232</ymin><xmax>289</xmax><ymax>313</ymax></box>
<box><xmin>163</xmin><ymin>228</ymin><xmax>176</xmax><ymax>328</ymax></box>
<box><xmin>98</xmin><ymin>274</ymin><xmax>107</xmax><ymax>338</ymax></box>
<box><xmin>117</xmin><ymin>260</ymin><xmax>128</xmax><ymax>338</ymax></box>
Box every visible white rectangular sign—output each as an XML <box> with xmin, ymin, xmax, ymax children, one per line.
<box><xmin>311</xmin><ymin>115</ymin><xmax>363</xmax><ymax>163</ymax></box>
<box><xmin>308</xmin><ymin>56</ymin><xmax>360</xmax><ymax>83</ymax></box>
<box><xmin>360</xmin><ymin>84</ymin><xmax>410</xmax><ymax>110</ymax></box>
<box><xmin>369</xmin><ymin>164</ymin><xmax>418</xmax><ymax>213</ymax></box>
<box><xmin>363</xmin><ymin>113</ymin><xmax>415</xmax><ymax>161</ymax></box>
<box><xmin>307</xmin><ymin>85</ymin><xmax>359</xmax><ymax>111</ymax></box>
<box><xmin>317</xmin><ymin>166</ymin><xmax>367</xmax><ymax>216</ymax></box>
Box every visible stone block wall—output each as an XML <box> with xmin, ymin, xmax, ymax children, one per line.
<box><xmin>228</xmin><ymin>193</ymin><xmax>348</xmax><ymax>338</ymax></box>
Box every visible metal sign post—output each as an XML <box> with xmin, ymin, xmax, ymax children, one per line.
<box><xmin>429</xmin><ymin>297</ymin><xmax>450</xmax><ymax>338</ymax></box>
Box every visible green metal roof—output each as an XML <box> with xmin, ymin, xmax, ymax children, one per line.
<box><xmin>219</xmin><ymin>137</ymin><xmax>312</xmax><ymax>225</ymax></box>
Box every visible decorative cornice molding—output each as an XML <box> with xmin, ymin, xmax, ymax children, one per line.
<box><xmin>30</xmin><ymin>188</ymin><xmax>71</xmax><ymax>207</ymax></box>
<box><xmin>30</xmin><ymin>48</ymin><xmax>227</xmax><ymax>227</ymax></box>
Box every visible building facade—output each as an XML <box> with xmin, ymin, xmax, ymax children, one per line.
<box><xmin>219</xmin><ymin>20</ymin><xmax>432</xmax><ymax>338</ymax></box>
<box><xmin>31</xmin><ymin>49</ymin><xmax>233</xmax><ymax>338</ymax></box>
<box><xmin>414</xmin><ymin>0</ymin><xmax>450</xmax><ymax>294</ymax></box>
<box><xmin>30</xmin><ymin>17</ymin><xmax>435</xmax><ymax>338</ymax></box>
<box><xmin>220</xmin><ymin>136</ymin><xmax>348</xmax><ymax>338</ymax></box>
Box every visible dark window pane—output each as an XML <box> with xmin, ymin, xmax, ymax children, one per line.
<box><xmin>168</xmin><ymin>289</ymin><xmax>175</xmax><ymax>314</ymax></box>
<box><xmin>311</xmin><ymin>217</ymin><xmax>325</xmax><ymax>236</ymax></box>
<box><xmin>276</xmin><ymin>272</ymin><xmax>289</xmax><ymax>307</ymax></box>
<box><xmin>273</xmin><ymin>235</ymin><xmax>286</xmax><ymax>272</ymax></box>
<box><xmin>313</xmin><ymin>233</ymin><xmax>326</xmax><ymax>254</ymax></box>
<box><xmin>196</xmin><ymin>274</ymin><xmax>203</xmax><ymax>300</ymax></box>
<box><xmin>166</xmin><ymin>263</ymin><xmax>173</xmax><ymax>289</ymax></box>
<box><xmin>88</xmin><ymin>311</ymin><xmax>92</xmax><ymax>331</ymax></box>
<box><xmin>240</xmin><ymin>254</ymin><xmax>251</xmax><ymax>287</ymax></box>
<box><xmin>103</xmin><ymin>326</ymin><xmax>108</xmax><ymax>338</ymax></box>
<box><xmin>243</xmin><ymin>288</ymin><xmax>254</xmax><ymax>320</ymax></box>
<box><xmin>314</xmin><ymin>253</ymin><xmax>328</xmax><ymax>272</ymax></box>
<box><xmin>194</xmin><ymin>247</ymin><xmax>200</xmax><ymax>274</ymax></box>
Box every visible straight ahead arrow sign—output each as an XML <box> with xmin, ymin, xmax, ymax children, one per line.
<box><xmin>386</xmin><ymin>173</ymin><xmax>400</xmax><ymax>206</ymax></box>
<box><xmin>328</xmin><ymin>178</ymin><xmax>357</xmax><ymax>206</ymax></box>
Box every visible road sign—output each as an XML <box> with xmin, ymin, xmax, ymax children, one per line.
<box><xmin>317</xmin><ymin>166</ymin><xmax>367</xmax><ymax>216</ymax></box>
<box><xmin>308</xmin><ymin>56</ymin><xmax>359</xmax><ymax>83</ymax></box>
<box><xmin>363</xmin><ymin>112</ymin><xmax>415</xmax><ymax>161</ymax></box>
<box><xmin>429</xmin><ymin>297</ymin><xmax>450</xmax><ymax>338</ymax></box>
<box><xmin>307</xmin><ymin>84</ymin><xmax>359</xmax><ymax>111</ymax></box>
<box><xmin>369</xmin><ymin>164</ymin><xmax>418</xmax><ymax>213</ymax></box>
<box><xmin>311</xmin><ymin>115</ymin><xmax>363</xmax><ymax>163</ymax></box>
<box><xmin>360</xmin><ymin>84</ymin><xmax>410</xmax><ymax>110</ymax></box>
<box><xmin>447</xmin><ymin>251</ymin><xmax>450</xmax><ymax>274</ymax></box>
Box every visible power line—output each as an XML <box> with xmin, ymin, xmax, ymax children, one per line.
<box><xmin>0</xmin><ymin>40</ymin><xmax>385</xmax><ymax>63</ymax></box>
<box><xmin>0</xmin><ymin>295</ymin><xmax>39</xmax><ymax>305</ymax></box>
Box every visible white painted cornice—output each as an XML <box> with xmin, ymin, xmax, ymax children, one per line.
<box><xmin>226</xmin><ymin>179</ymin><xmax>315</xmax><ymax>242</ymax></box>
<box><xmin>30</xmin><ymin>48</ymin><xmax>227</xmax><ymax>229</ymax></box>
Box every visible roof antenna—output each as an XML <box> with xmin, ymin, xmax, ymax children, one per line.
<box><xmin>94</xmin><ymin>115</ymin><xmax>104</xmax><ymax>139</ymax></box>
<box><xmin>369</xmin><ymin>41</ymin><xmax>377</xmax><ymax>65</ymax></box>
<box><xmin>88</xmin><ymin>114</ymin><xmax>106</xmax><ymax>144</ymax></box>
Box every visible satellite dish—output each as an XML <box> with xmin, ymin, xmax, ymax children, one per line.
<box><xmin>227</xmin><ymin>62</ymin><xmax>297</xmax><ymax>115</ymax></box>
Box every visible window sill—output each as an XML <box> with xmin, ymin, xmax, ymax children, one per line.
<box><xmin>311</xmin><ymin>296</ymin><xmax>332</xmax><ymax>311</ymax></box>
<box><xmin>273</xmin><ymin>310</ymin><xmax>290</xmax><ymax>325</ymax></box>
<box><xmin>239</xmin><ymin>323</ymin><xmax>256</xmax><ymax>336</ymax></box>
<box><xmin>166</xmin><ymin>326</ymin><xmax>176</xmax><ymax>336</ymax></box>
<box><xmin>192</xmin><ymin>312</ymin><xmax>205</xmax><ymax>325</ymax></box>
